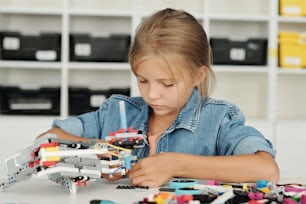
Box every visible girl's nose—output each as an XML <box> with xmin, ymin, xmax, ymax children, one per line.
<box><xmin>148</xmin><ymin>85</ymin><xmax>161</xmax><ymax>100</ymax></box>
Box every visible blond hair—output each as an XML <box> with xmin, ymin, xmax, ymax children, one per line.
<box><xmin>129</xmin><ymin>8</ymin><xmax>215</xmax><ymax>97</ymax></box>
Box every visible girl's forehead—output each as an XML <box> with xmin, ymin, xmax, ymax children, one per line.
<box><xmin>135</xmin><ymin>55</ymin><xmax>186</xmax><ymax>73</ymax></box>
<box><xmin>135</xmin><ymin>56</ymin><xmax>188</xmax><ymax>80</ymax></box>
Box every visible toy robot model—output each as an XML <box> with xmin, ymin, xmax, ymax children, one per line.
<box><xmin>0</xmin><ymin>131</ymin><xmax>146</xmax><ymax>194</ymax></box>
<box><xmin>0</xmin><ymin>100</ymin><xmax>146</xmax><ymax>194</ymax></box>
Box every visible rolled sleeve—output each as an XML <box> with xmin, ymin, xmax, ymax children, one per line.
<box><xmin>217</xmin><ymin>104</ymin><xmax>276</xmax><ymax>158</ymax></box>
<box><xmin>52</xmin><ymin>117</ymin><xmax>84</xmax><ymax>136</ymax></box>
<box><xmin>52</xmin><ymin>111</ymin><xmax>102</xmax><ymax>139</ymax></box>
<box><xmin>232</xmin><ymin>136</ymin><xmax>276</xmax><ymax>157</ymax></box>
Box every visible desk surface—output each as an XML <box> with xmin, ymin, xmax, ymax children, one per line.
<box><xmin>0</xmin><ymin>177</ymin><xmax>158</xmax><ymax>204</ymax></box>
<box><xmin>1</xmin><ymin>177</ymin><xmax>306</xmax><ymax>204</ymax></box>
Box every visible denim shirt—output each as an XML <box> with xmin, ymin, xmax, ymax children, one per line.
<box><xmin>53</xmin><ymin>89</ymin><xmax>276</xmax><ymax>160</ymax></box>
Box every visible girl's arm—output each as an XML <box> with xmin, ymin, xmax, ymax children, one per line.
<box><xmin>128</xmin><ymin>151</ymin><xmax>279</xmax><ymax>187</ymax></box>
<box><xmin>37</xmin><ymin>127</ymin><xmax>94</xmax><ymax>143</ymax></box>
<box><xmin>174</xmin><ymin>151</ymin><xmax>279</xmax><ymax>182</ymax></box>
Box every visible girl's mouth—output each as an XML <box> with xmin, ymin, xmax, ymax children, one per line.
<box><xmin>151</xmin><ymin>104</ymin><xmax>164</xmax><ymax>110</ymax></box>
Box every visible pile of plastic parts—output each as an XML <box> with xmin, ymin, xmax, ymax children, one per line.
<box><xmin>137</xmin><ymin>179</ymin><xmax>306</xmax><ymax>204</ymax></box>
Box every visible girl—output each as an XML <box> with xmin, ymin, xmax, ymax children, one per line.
<box><xmin>38</xmin><ymin>8</ymin><xmax>279</xmax><ymax>187</ymax></box>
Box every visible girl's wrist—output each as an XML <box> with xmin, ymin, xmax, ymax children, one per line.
<box><xmin>166</xmin><ymin>152</ymin><xmax>186</xmax><ymax>178</ymax></box>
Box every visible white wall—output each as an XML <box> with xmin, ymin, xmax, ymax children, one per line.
<box><xmin>0</xmin><ymin>116</ymin><xmax>54</xmax><ymax>178</ymax></box>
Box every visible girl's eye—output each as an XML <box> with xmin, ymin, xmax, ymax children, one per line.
<box><xmin>164</xmin><ymin>83</ymin><xmax>174</xmax><ymax>87</ymax></box>
<box><xmin>138</xmin><ymin>79</ymin><xmax>147</xmax><ymax>83</ymax></box>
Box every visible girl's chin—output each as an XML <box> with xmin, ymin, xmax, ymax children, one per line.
<box><xmin>152</xmin><ymin>109</ymin><xmax>176</xmax><ymax>117</ymax></box>
<box><xmin>152</xmin><ymin>109</ymin><xmax>165</xmax><ymax>115</ymax></box>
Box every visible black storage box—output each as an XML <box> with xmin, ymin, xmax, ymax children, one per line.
<box><xmin>210</xmin><ymin>38</ymin><xmax>268</xmax><ymax>65</ymax></box>
<box><xmin>0</xmin><ymin>86</ymin><xmax>60</xmax><ymax>115</ymax></box>
<box><xmin>70</xmin><ymin>34</ymin><xmax>130</xmax><ymax>62</ymax></box>
<box><xmin>69</xmin><ymin>87</ymin><xmax>107</xmax><ymax>115</ymax></box>
<box><xmin>69</xmin><ymin>87</ymin><xmax>130</xmax><ymax>115</ymax></box>
<box><xmin>0</xmin><ymin>32</ymin><xmax>3</xmax><ymax>59</ymax></box>
<box><xmin>0</xmin><ymin>31</ymin><xmax>61</xmax><ymax>61</ymax></box>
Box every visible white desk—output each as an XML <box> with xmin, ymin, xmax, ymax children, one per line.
<box><xmin>0</xmin><ymin>177</ymin><xmax>159</xmax><ymax>204</ymax></box>
<box><xmin>1</xmin><ymin>177</ymin><xmax>306</xmax><ymax>204</ymax></box>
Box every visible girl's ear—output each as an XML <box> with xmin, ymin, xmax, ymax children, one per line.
<box><xmin>194</xmin><ymin>66</ymin><xmax>208</xmax><ymax>86</ymax></box>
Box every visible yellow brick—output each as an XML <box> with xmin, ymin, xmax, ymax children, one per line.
<box><xmin>46</xmin><ymin>156</ymin><xmax>61</xmax><ymax>161</ymax></box>
<box><xmin>45</xmin><ymin>147</ymin><xmax>59</xmax><ymax>152</ymax></box>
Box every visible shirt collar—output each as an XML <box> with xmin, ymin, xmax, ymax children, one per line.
<box><xmin>168</xmin><ymin>89</ymin><xmax>201</xmax><ymax>133</ymax></box>
<box><xmin>133</xmin><ymin>89</ymin><xmax>202</xmax><ymax>134</ymax></box>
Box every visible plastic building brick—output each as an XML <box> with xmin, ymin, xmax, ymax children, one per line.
<box><xmin>105</xmin><ymin>127</ymin><xmax>146</xmax><ymax>149</ymax></box>
<box><xmin>90</xmin><ymin>199</ymin><xmax>115</xmax><ymax>204</ymax></box>
<box><xmin>104</xmin><ymin>100</ymin><xmax>146</xmax><ymax>149</ymax></box>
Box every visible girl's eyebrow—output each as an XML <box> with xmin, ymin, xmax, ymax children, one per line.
<box><xmin>141</xmin><ymin>77</ymin><xmax>174</xmax><ymax>83</ymax></box>
<box><xmin>136</xmin><ymin>73</ymin><xmax>173</xmax><ymax>82</ymax></box>
<box><xmin>159</xmin><ymin>79</ymin><xmax>174</xmax><ymax>83</ymax></box>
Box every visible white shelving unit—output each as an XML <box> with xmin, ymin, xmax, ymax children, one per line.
<box><xmin>0</xmin><ymin>0</ymin><xmax>306</xmax><ymax>178</ymax></box>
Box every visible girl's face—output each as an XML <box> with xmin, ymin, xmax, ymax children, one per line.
<box><xmin>134</xmin><ymin>57</ymin><xmax>196</xmax><ymax>118</ymax></box>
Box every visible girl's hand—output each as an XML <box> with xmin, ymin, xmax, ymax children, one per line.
<box><xmin>100</xmin><ymin>149</ymin><xmax>126</xmax><ymax>182</ymax></box>
<box><xmin>101</xmin><ymin>162</ymin><xmax>126</xmax><ymax>182</ymax></box>
<box><xmin>128</xmin><ymin>153</ymin><xmax>176</xmax><ymax>187</ymax></box>
<box><xmin>102</xmin><ymin>172</ymin><xmax>124</xmax><ymax>182</ymax></box>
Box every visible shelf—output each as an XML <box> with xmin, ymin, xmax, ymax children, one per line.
<box><xmin>212</xmin><ymin>71</ymin><xmax>268</xmax><ymax>120</ymax></box>
<box><xmin>277</xmin><ymin>68</ymin><xmax>306</xmax><ymax>75</ymax></box>
<box><xmin>68</xmin><ymin>0</ymin><xmax>133</xmax><ymax>13</ymax></box>
<box><xmin>0</xmin><ymin>0</ymin><xmax>62</xmax><ymax>9</ymax></box>
<box><xmin>0</xmin><ymin>115</ymin><xmax>58</xmax><ymax>120</ymax></box>
<box><xmin>207</xmin><ymin>0</ymin><xmax>269</xmax><ymax>16</ymax></box>
<box><xmin>0</xmin><ymin>0</ymin><xmax>305</xmax><ymax>122</ymax></box>
<box><xmin>213</xmin><ymin>65</ymin><xmax>269</xmax><ymax>73</ymax></box>
<box><xmin>209</xmin><ymin>20</ymin><xmax>269</xmax><ymax>38</ymax></box>
<box><xmin>278</xmin><ymin>16</ymin><xmax>306</xmax><ymax>23</ymax></box>
<box><xmin>277</xmin><ymin>73</ymin><xmax>306</xmax><ymax>120</ymax></box>
<box><xmin>0</xmin><ymin>60</ymin><xmax>62</xmax><ymax>69</ymax></box>
<box><xmin>69</xmin><ymin>10</ymin><xmax>132</xmax><ymax>17</ymax></box>
<box><xmin>209</xmin><ymin>14</ymin><xmax>269</xmax><ymax>22</ymax></box>
<box><xmin>278</xmin><ymin>16</ymin><xmax>306</xmax><ymax>33</ymax></box>
<box><xmin>0</xmin><ymin>61</ymin><xmax>131</xmax><ymax>71</ymax></box>
<box><xmin>68</xmin><ymin>62</ymin><xmax>130</xmax><ymax>70</ymax></box>
<box><xmin>0</xmin><ymin>8</ymin><xmax>62</xmax><ymax>15</ymax></box>
<box><xmin>69</xmin><ymin>15</ymin><xmax>131</xmax><ymax>36</ymax></box>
